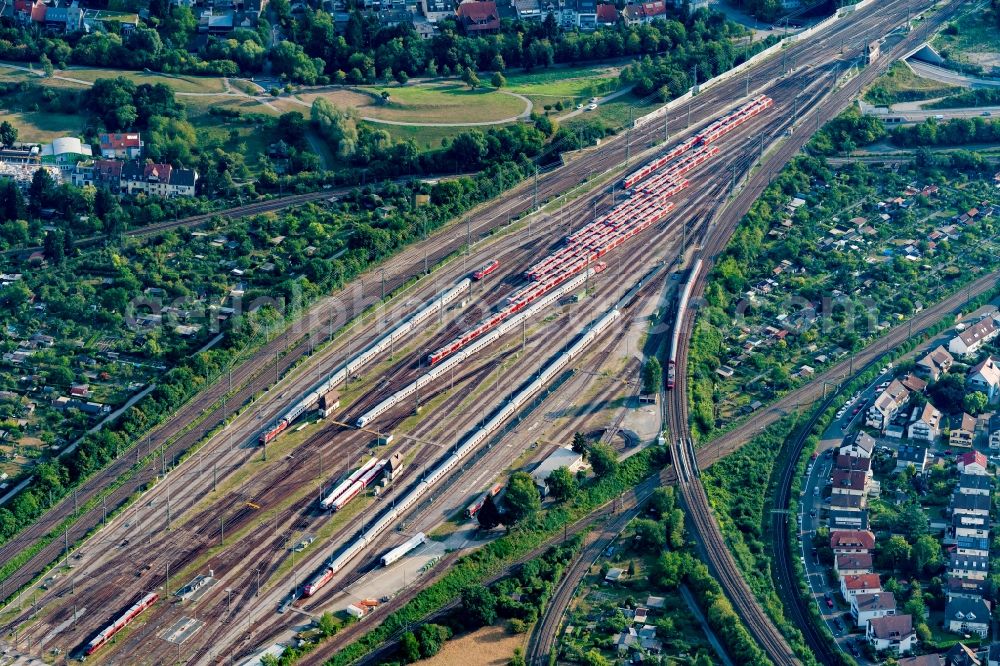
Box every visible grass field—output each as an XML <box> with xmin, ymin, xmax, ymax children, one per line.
<box><xmin>931</xmin><ymin>10</ymin><xmax>1000</xmax><ymax>59</ymax></box>
<box><xmin>356</xmin><ymin>83</ymin><xmax>527</xmax><ymax>123</ymax></box>
<box><xmin>368</xmin><ymin>122</ymin><xmax>482</xmax><ymax>150</ymax></box>
<box><xmin>563</xmin><ymin>91</ymin><xmax>663</xmax><ymax>134</ymax></box>
<box><xmin>58</xmin><ymin>68</ymin><xmax>228</xmax><ymax>94</ymax></box>
<box><xmin>424</xmin><ymin>626</ymin><xmax>526</xmax><ymax>666</ymax></box>
<box><xmin>862</xmin><ymin>61</ymin><xmax>961</xmax><ymax>106</ymax></box>
<box><xmin>505</xmin><ymin>65</ymin><xmax>621</xmax><ymax>112</ymax></box>
<box><xmin>0</xmin><ymin>110</ymin><xmax>86</xmax><ymax>142</ymax></box>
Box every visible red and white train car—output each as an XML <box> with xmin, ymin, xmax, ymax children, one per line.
<box><xmin>84</xmin><ymin>592</ymin><xmax>159</xmax><ymax>656</ymax></box>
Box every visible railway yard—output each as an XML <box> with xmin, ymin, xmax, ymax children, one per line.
<box><xmin>0</xmin><ymin>0</ymin><xmax>970</xmax><ymax>664</ymax></box>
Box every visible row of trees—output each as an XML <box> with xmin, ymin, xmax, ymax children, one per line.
<box><xmin>1</xmin><ymin>3</ymin><xmax>747</xmax><ymax>85</ymax></box>
<box><xmin>279</xmin><ymin>7</ymin><xmax>743</xmax><ymax>85</ymax></box>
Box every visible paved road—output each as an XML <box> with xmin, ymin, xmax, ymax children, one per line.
<box><xmin>907</xmin><ymin>58</ymin><xmax>1000</xmax><ymax>89</ymax></box>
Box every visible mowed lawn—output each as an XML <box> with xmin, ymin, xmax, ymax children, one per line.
<box><xmin>0</xmin><ymin>110</ymin><xmax>86</xmax><ymax>142</ymax></box>
<box><xmin>505</xmin><ymin>65</ymin><xmax>621</xmax><ymax>106</ymax></box>
<box><xmin>368</xmin><ymin>122</ymin><xmax>489</xmax><ymax>151</ymax></box>
<box><xmin>357</xmin><ymin>83</ymin><xmax>527</xmax><ymax>123</ymax></box>
<box><xmin>56</xmin><ymin>68</ymin><xmax>228</xmax><ymax>94</ymax></box>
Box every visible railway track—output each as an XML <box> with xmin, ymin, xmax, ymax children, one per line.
<box><xmin>0</xmin><ymin>0</ymin><xmax>956</xmax><ymax>660</ymax></box>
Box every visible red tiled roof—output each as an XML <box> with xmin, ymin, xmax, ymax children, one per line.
<box><xmin>959</xmin><ymin>450</ymin><xmax>987</xmax><ymax>467</ymax></box>
<box><xmin>30</xmin><ymin>1</ymin><xmax>47</xmax><ymax>22</ymax></box>
<box><xmin>835</xmin><ymin>455</ymin><xmax>871</xmax><ymax>472</ymax></box>
<box><xmin>596</xmin><ymin>2</ymin><xmax>617</xmax><ymax>22</ymax></box>
<box><xmin>836</xmin><ymin>553</ymin><xmax>873</xmax><ymax>570</ymax></box>
<box><xmin>844</xmin><ymin>573</ymin><xmax>880</xmax><ymax>590</ymax></box>
<box><xmin>100</xmin><ymin>133</ymin><xmax>141</xmax><ymax>150</ymax></box>
<box><xmin>830</xmin><ymin>530</ymin><xmax>875</xmax><ymax>550</ymax></box>
<box><xmin>832</xmin><ymin>469</ymin><xmax>867</xmax><ymax>491</ymax></box>
<box><xmin>869</xmin><ymin>614</ymin><xmax>913</xmax><ymax>639</ymax></box>
<box><xmin>456</xmin><ymin>0</ymin><xmax>499</xmax><ymax>29</ymax></box>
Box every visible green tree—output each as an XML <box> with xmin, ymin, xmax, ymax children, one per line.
<box><xmin>650</xmin><ymin>486</ymin><xmax>675</xmax><ymax>516</ymax></box>
<box><xmin>39</xmin><ymin>53</ymin><xmax>54</xmax><ymax>77</ymax></box>
<box><xmin>572</xmin><ymin>432</ymin><xmax>588</xmax><ymax>455</ymax></box>
<box><xmin>462</xmin><ymin>66</ymin><xmax>480</xmax><ymax>89</ymax></box>
<box><xmin>504</xmin><ymin>471</ymin><xmax>540</xmax><ymax>522</ymax></box>
<box><xmin>316</xmin><ymin>612</ymin><xmax>337</xmax><ymax>636</ymax></box>
<box><xmin>462</xmin><ymin>585</ymin><xmax>497</xmax><ymax>627</ymax></box>
<box><xmin>643</xmin><ymin>357</ymin><xmax>662</xmax><ymax>394</ymax></box>
<box><xmin>491</xmin><ymin>72</ymin><xmax>506</xmax><ymax>89</ymax></box>
<box><xmin>633</xmin><ymin>518</ymin><xmax>666</xmax><ymax>553</ymax></box>
<box><xmin>668</xmin><ymin>508</ymin><xmax>685</xmax><ymax>548</ymax></box>
<box><xmin>43</xmin><ymin>230</ymin><xmax>64</xmax><ymax>264</ymax></box>
<box><xmin>311</xmin><ymin>98</ymin><xmax>359</xmax><ymax>158</ymax></box>
<box><xmin>964</xmin><ymin>391</ymin><xmax>988</xmax><ymax>415</ymax></box>
<box><xmin>546</xmin><ymin>466</ymin><xmax>577</xmax><ymax>502</ymax></box>
<box><xmin>415</xmin><ymin>623</ymin><xmax>451</xmax><ymax>657</ymax></box>
<box><xmin>0</xmin><ymin>121</ymin><xmax>16</xmax><ymax>148</ymax></box>
<box><xmin>912</xmin><ymin>535</ymin><xmax>941</xmax><ymax>576</ymax></box>
<box><xmin>588</xmin><ymin>443</ymin><xmax>618</xmax><ymax>478</ymax></box>
<box><xmin>400</xmin><ymin>631</ymin><xmax>420</xmax><ymax>662</ymax></box>
<box><xmin>652</xmin><ymin>550</ymin><xmax>684</xmax><ymax>588</ymax></box>
<box><xmin>881</xmin><ymin>535</ymin><xmax>912</xmax><ymax>573</ymax></box>
<box><xmin>509</xmin><ymin>647</ymin><xmax>526</xmax><ymax>666</ymax></box>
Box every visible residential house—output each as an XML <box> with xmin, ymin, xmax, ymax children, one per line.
<box><xmin>901</xmin><ymin>373</ymin><xmax>928</xmax><ymax>393</ymax></box>
<box><xmin>950</xmin><ymin>413</ymin><xmax>978</xmax><ymax>449</ymax></box>
<box><xmin>841</xmin><ymin>573</ymin><xmax>881</xmax><ymax>600</ymax></box>
<box><xmin>866</xmin><ymin>380</ymin><xmax>910</xmax><ymax>431</ymax></box>
<box><xmin>951</xmin><ymin>493</ymin><xmax>991</xmax><ymax>520</ymax></box>
<box><xmin>621</xmin><ymin>0</ymin><xmax>664</xmax><ymax>24</ymax></box>
<box><xmin>946</xmin><ymin>643</ymin><xmax>983</xmax><ymax>666</ymax></box>
<box><xmin>121</xmin><ymin>161</ymin><xmax>198</xmax><ymax>198</ymax></box>
<box><xmin>990</xmin><ymin>413</ymin><xmax>1000</xmax><ymax>450</ymax></box>
<box><xmin>950</xmin><ymin>554</ymin><xmax>990</xmax><ymax>580</ymax></box>
<box><xmin>949</xmin><ymin>575</ymin><xmax>989</xmax><ymax>600</ymax></box>
<box><xmin>595</xmin><ymin>2</ymin><xmax>617</xmax><ymax>25</ymax></box>
<box><xmin>512</xmin><ymin>0</ymin><xmax>541</xmax><ymax>21</ymax></box>
<box><xmin>553</xmin><ymin>0</ymin><xmax>597</xmax><ymax>29</ymax></box>
<box><xmin>419</xmin><ymin>0</ymin><xmax>453</xmax><ymax>21</ymax></box>
<box><xmin>455</xmin><ymin>1</ymin><xmax>500</xmax><ymax>32</ymax></box>
<box><xmin>958</xmin><ymin>450</ymin><xmax>988</xmax><ymax>475</ymax></box>
<box><xmin>967</xmin><ymin>357</ymin><xmax>1000</xmax><ymax>401</ymax></box>
<box><xmin>830</xmin><ymin>530</ymin><xmax>876</xmax><ymax>555</ymax></box>
<box><xmin>831</xmin><ymin>493</ymin><xmax>867</xmax><ymax>513</ymax></box>
<box><xmin>835</xmin><ymin>454</ymin><xmax>872</xmax><ymax>473</ymax></box>
<box><xmin>956</xmin><ymin>535</ymin><xmax>990</xmax><ymax>557</ymax></box>
<box><xmin>99</xmin><ymin>133</ymin><xmax>143</xmax><ymax>159</ymax></box>
<box><xmin>831</xmin><ymin>469</ymin><xmax>870</xmax><ymax>497</ymax></box>
<box><xmin>830</xmin><ymin>509</ymin><xmax>870</xmax><ymax>530</ymax></box>
<box><xmin>852</xmin><ymin>592</ymin><xmax>896</xmax><ymax>628</ymax></box>
<box><xmin>896</xmin><ymin>444</ymin><xmax>931</xmax><ymax>474</ymax></box>
<box><xmin>835</xmin><ymin>552</ymin><xmax>874</xmax><ymax>578</ymax></box>
<box><xmin>945</xmin><ymin>597</ymin><xmax>991</xmax><ymax>638</ymax></box>
<box><xmin>957</xmin><ymin>473</ymin><xmax>992</xmax><ymax>496</ymax></box>
<box><xmin>916</xmin><ymin>345</ymin><xmax>954</xmax><ymax>380</ymax></box>
<box><xmin>840</xmin><ymin>431</ymin><xmax>876</xmax><ymax>459</ymax></box>
<box><xmin>949</xmin><ymin>318</ymin><xmax>999</xmax><ymax>357</ymax></box>
<box><xmin>70</xmin><ymin>159</ymin><xmax>124</xmax><ymax>191</ymax></box>
<box><xmin>898</xmin><ymin>656</ymin><xmax>944</xmax><ymax>666</ymax></box>
<box><xmin>867</xmin><ymin>614</ymin><xmax>915</xmax><ymax>654</ymax></box>
<box><xmin>953</xmin><ymin>513</ymin><xmax>990</xmax><ymax>540</ymax></box>
<box><xmin>907</xmin><ymin>403</ymin><xmax>942</xmax><ymax>442</ymax></box>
